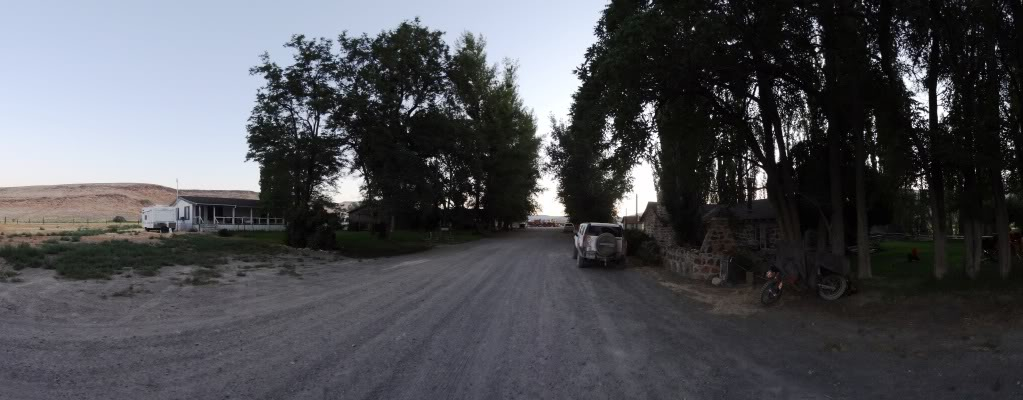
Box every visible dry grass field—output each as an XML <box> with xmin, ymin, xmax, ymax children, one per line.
<box><xmin>0</xmin><ymin>221</ymin><xmax>142</xmax><ymax>236</ymax></box>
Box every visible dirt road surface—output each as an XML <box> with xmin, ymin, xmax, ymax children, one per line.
<box><xmin>1</xmin><ymin>229</ymin><xmax>1020</xmax><ymax>399</ymax></box>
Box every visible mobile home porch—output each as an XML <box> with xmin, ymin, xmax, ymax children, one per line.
<box><xmin>169</xmin><ymin>196</ymin><xmax>285</xmax><ymax>232</ymax></box>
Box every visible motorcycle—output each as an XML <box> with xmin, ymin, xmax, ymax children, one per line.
<box><xmin>758</xmin><ymin>259</ymin><xmax>849</xmax><ymax>306</ymax></box>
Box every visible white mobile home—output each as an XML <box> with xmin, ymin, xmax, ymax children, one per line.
<box><xmin>168</xmin><ymin>196</ymin><xmax>285</xmax><ymax>232</ymax></box>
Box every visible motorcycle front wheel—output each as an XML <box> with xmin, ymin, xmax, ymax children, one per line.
<box><xmin>817</xmin><ymin>274</ymin><xmax>848</xmax><ymax>301</ymax></box>
<box><xmin>759</xmin><ymin>279</ymin><xmax>783</xmax><ymax>306</ymax></box>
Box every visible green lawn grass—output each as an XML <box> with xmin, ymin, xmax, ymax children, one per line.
<box><xmin>856</xmin><ymin>239</ymin><xmax>1023</xmax><ymax>292</ymax></box>
<box><xmin>236</xmin><ymin>229</ymin><xmax>484</xmax><ymax>258</ymax></box>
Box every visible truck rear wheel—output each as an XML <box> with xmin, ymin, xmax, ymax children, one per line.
<box><xmin>576</xmin><ymin>250</ymin><xmax>586</xmax><ymax>268</ymax></box>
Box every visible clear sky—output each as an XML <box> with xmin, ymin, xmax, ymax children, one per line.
<box><xmin>0</xmin><ymin>0</ymin><xmax>655</xmax><ymax>217</ymax></box>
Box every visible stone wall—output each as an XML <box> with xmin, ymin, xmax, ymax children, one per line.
<box><xmin>734</xmin><ymin>220</ymin><xmax>780</xmax><ymax>249</ymax></box>
<box><xmin>661</xmin><ymin>248</ymin><xmax>728</xmax><ymax>281</ymax></box>
<box><xmin>643</xmin><ymin>204</ymin><xmax>782</xmax><ymax>281</ymax></box>
<box><xmin>642</xmin><ymin>204</ymin><xmax>678</xmax><ymax>249</ymax></box>
<box><xmin>643</xmin><ymin>205</ymin><xmax>726</xmax><ymax>281</ymax></box>
<box><xmin>700</xmin><ymin>218</ymin><xmax>737</xmax><ymax>254</ymax></box>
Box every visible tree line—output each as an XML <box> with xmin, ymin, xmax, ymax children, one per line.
<box><xmin>547</xmin><ymin>0</ymin><xmax>1023</xmax><ymax>281</ymax></box>
<box><xmin>247</xmin><ymin>20</ymin><xmax>542</xmax><ymax>248</ymax></box>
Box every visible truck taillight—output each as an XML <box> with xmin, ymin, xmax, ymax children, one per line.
<box><xmin>583</xmin><ymin>234</ymin><xmax>590</xmax><ymax>247</ymax></box>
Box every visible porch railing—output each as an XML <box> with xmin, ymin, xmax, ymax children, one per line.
<box><xmin>211</xmin><ymin>217</ymin><xmax>285</xmax><ymax>225</ymax></box>
<box><xmin>196</xmin><ymin>216</ymin><xmax>285</xmax><ymax>226</ymax></box>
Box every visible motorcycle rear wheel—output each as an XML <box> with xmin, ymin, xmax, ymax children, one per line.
<box><xmin>817</xmin><ymin>274</ymin><xmax>848</xmax><ymax>301</ymax></box>
<box><xmin>759</xmin><ymin>279</ymin><xmax>783</xmax><ymax>306</ymax></box>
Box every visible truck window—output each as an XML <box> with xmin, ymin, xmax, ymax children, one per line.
<box><xmin>586</xmin><ymin>225</ymin><xmax>623</xmax><ymax>237</ymax></box>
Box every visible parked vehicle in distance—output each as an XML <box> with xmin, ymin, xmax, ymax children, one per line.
<box><xmin>141</xmin><ymin>206</ymin><xmax>177</xmax><ymax>233</ymax></box>
<box><xmin>562</xmin><ymin>223</ymin><xmax>574</xmax><ymax>233</ymax></box>
<box><xmin>571</xmin><ymin>222</ymin><xmax>626</xmax><ymax>268</ymax></box>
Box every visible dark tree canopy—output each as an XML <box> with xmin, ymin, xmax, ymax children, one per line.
<box><xmin>549</xmin><ymin>0</ymin><xmax>1023</xmax><ymax>281</ymax></box>
<box><xmin>247</xmin><ymin>21</ymin><xmax>542</xmax><ymax>245</ymax></box>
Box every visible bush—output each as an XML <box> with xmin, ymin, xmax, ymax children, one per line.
<box><xmin>623</xmin><ymin>229</ymin><xmax>653</xmax><ymax>256</ymax></box>
<box><xmin>309</xmin><ymin>226</ymin><xmax>337</xmax><ymax>250</ymax></box>
<box><xmin>217</xmin><ymin>229</ymin><xmax>233</xmax><ymax>237</ymax></box>
<box><xmin>623</xmin><ymin>228</ymin><xmax>661</xmax><ymax>265</ymax></box>
<box><xmin>112</xmin><ymin>216</ymin><xmax>127</xmax><ymax>223</ymax></box>
<box><xmin>637</xmin><ymin>240</ymin><xmax>662</xmax><ymax>265</ymax></box>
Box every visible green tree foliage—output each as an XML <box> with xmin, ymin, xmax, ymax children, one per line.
<box><xmin>448</xmin><ymin>35</ymin><xmax>542</xmax><ymax>228</ymax></box>
<box><xmin>338</xmin><ymin>20</ymin><xmax>452</xmax><ymax>229</ymax></box>
<box><xmin>248</xmin><ymin>21</ymin><xmax>541</xmax><ymax>245</ymax></box>
<box><xmin>545</xmin><ymin>57</ymin><xmax>634</xmax><ymax>225</ymax></box>
<box><xmin>246</xmin><ymin>36</ymin><xmax>347</xmax><ymax>249</ymax></box>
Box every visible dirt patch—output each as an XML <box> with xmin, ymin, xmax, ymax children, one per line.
<box><xmin>641</xmin><ymin>264</ymin><xmax>1023</xmax><ymax>360</ymax></box>
<box><xmin>637</xmin><ymin>266</ymin><xmax>763</xmax><ymax>316</ymax></box>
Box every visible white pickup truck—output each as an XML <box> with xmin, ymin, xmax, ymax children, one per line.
<box><xmin>571</xmin><ymin>222</ymin><xmax>626</xmax><ymax>268</ymax></box>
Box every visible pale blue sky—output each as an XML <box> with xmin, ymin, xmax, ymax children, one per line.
<box><xmin>0</xmin><ymin>0</ymin><xmax>655</xmax><ymax>216</ymax></box>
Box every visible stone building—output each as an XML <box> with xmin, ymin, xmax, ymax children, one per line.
<box><xmin>702</xmin><ymin>199</ymin><xmax>779</xmax><ymax>250</ymax></box>
<box><xmin>639</xmin><ymin>200</ymin><xmax>778</xmax><ymax>280</ymax></box>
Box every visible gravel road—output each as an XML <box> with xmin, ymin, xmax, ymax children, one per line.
<box><xmin>1</xmin><ymin>228</ymin><xmax>1020</xmax><ymax>399</ymax></box>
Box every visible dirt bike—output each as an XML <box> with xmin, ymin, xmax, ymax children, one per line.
<box><xmin>758</xmin><ymin>261</ymin><xmax>849</xmax><ymax>306</ymax></box>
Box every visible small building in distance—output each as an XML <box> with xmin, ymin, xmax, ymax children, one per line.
<box><xmin>166</xmin><ymin>196</ymin><xmax>285</xmax><ymax>232</ymax></box>
<box><xmin>346</xmin><ymin>204</ymin><xmax>386</xmax><ymax>231</ymax></box>
<box><xmin>620</xmin><ymin>214</ymin><xmax>642</xmax><ymax>230</ymax></box>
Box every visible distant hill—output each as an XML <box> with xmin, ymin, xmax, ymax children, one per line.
<box><xmin>0</xmin><ymin>183</ymin><xmax>259</xmax><ymax>221</ymax></box>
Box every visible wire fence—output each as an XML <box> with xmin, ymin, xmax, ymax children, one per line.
<box><xmin>1</xmin><ymin>217</ymin><xmax>142</xmax><ymax>224</ymax></box>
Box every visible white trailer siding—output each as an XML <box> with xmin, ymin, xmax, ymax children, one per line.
<box><xmin>141</xmin><ymin>207</ymin><xmax>177</xmax><ymax>231</ymax></box>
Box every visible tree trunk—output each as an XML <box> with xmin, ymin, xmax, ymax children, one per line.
<box><xmin>962</xmin><ymin>168</ymin><xmax>984</xmax><ymax>279</ymax></box>
<box><xmin>963</xmin><ymin>216</ymin><xmax>984</xmax><ymax>279</ymax></box>
<box><xmin>993</xmin><ymin>169</ymin><xmax>1011</xmax><ymax>278</ymax></box>
<box><xmin>926</xmin><ymin>8</ymin><xmax>948</xmax><ymax>279</ymax></box>
<box><xmin>855</xmin><ymin>126</ymin><xmax>871</xmax><ymax>279</ymax></box>
<box><xmin>829</xmin><ymin>125</ymin><xmax>846</xmax><ymax>257</ymax></box>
